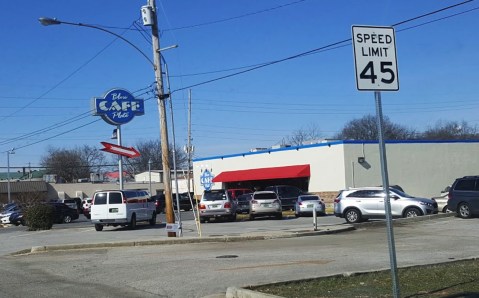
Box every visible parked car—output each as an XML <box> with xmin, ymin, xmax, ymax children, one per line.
<box><xmin>198</xmin><ymin>189</ymin><xmax>237</xmax><ymax>223</ymax></box>
<box><xmin>249</xmin><ymin>191</ymin><xmax>282</xmax><ymax>220</ymax></box>
<box><xmin>294</xmin><ymin>194</ymin><xmax>326</xmax><ymax>217</ymax></box>
<box><xmin>0</xmin><ymin>203</ymin><xmax>22</xmax><ymax>224</ymax></box>
<box><xmin>46</xmin><ymin>202</ymin><xmax>80</xmax><ymax>224</ymax></box>
<box><xmin>334</xmin><ymin>187</ymin><xmax>438</xmax><ymax>223</ymax></box>
<box><xmin>236</xmin><ymin>193</ymin><xmax>253</xmax><ymax>214</ymax></box>
<box><xmin>82</xmin><ymin>198</ymin><xmax>92</xmax><ymax>219</ymax></box>
<box><xmin>227</xmin><ymin>188</ymin><xmax>253</xmax><ymax>200</ymax></box>
<box><xmin>264</xmin><ymin>185</ymin><xmax>304</xmax><ymax>210</ymax></box>
<box><xmin>57</xmin><ymin>198</ymin><xmax>80</xmax><ymax>214</ymax></box>
<box><xmin>431</xmin><ymin>188</ymin><xmax>450</xmax><ymax>213</ymax></box>
<box><xmin>151</xmin><ymin>192</ymin><xmax>195</xmax><ymax>213</ymax></box>
<box><xmin>9</xmin><ymin>211</ymin><xmax>25</xmax><ymax>226</ymax></box>
<box><xmin>82</xmin><ymin>198</ymin><xmax>92</xmax><ymax>210</ymax></box>
<box><xmin>91</xmin><ymin>190</ymin><xmax>156</xmax><ymax>231</ymax></box>
<box><xmin>174</xmin><ymin>192</ymin><xmax>195</xmax><ymax>211</ymax></box>
<box><xmin>151</xmin><ymin>194</ymin><xmax>166</xmax><ymax>214</ymax></box>
<box><xmin>447</xmin><ymin>176</ymin><xmax>479</xmax><ymax>218</ymax></box>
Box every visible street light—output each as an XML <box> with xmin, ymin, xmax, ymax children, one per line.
<box><xmin>6</xmin><ymin>148</ymin><xmax>15</xmax><ymax>204</ymax></box>
<box><xmin>39</xmin><ymin>1</ymin><xmax>177</xmax><ymax>236</ymax></box>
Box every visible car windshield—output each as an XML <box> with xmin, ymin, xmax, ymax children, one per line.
<box><xmin>301</xmin><ymin>195</ymin><xmax>320</xmax><ymax>201</ymax></box>
<box><xmin>254</xmin><ymin>193</ymin><xmax>277</xmax><ymax>200</ymax></box>
<box><xmin>237</xmin><ymin>195</ymin><xmax>252</xmax><ymax>202</ymax></box>
<box><xmin>390</xmin><ymin>188</ymin><xmax>414</xmax><ymax>198</ymax></box>
<box><xmin>203</xmin><ymin>190</ymin><xmax>226</xmax><ymax>201</ymax></box>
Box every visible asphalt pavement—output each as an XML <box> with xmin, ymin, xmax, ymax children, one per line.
<box><xmin>0</xmin><ymin>212</ymin><xmax>473</xmax><ymax>298</ymax></box>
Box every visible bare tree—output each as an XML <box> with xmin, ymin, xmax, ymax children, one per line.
<box><xmin>122</xmin><ymin>140</ymin><xmax>188</xmax><ymax>175</ymax></box>
<box><xmin>78</xmin><ymin>145</ymin><xmax>107</xmax><ymax>174</ymax></box>
<box><xmin>421</xmin><ymin>120</ymin><xmax>479</xmax><ymax>140</ymax></box>
<box><xmin>40</xmin><ymin>147</ymin><xmax>90</xmax><ymax>182</ymax></box>
<box><xmin>335</xmin><ymin>114</ymin><xmax>416</xmax><ymax>140</ymax></box>
<box><xmin>40</xmin><ymin>145</ymin><xmax>107</xmax><ymax>182</ymax></box>
<box><xmin>287</xmin><ymin>123</ymin><xmax>322</xmax><ymax>146</ymax></box>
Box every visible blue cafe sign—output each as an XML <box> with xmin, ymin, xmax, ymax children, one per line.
<box><xmin>93</xmin><ymin>88</ymin><xmax>144</xmax><ymax>125</ymax></box>
<box><xmin>200</xmin><ymin>169</ymin><xmax>214</xmax><ymax>191</ymax></box>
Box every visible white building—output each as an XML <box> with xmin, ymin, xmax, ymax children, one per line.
<box><xmin>192</xmin><ymin>140</ymin><xmax>479</xmax><ymax>200</ymax></box>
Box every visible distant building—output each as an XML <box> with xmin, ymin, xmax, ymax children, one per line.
<box><xmin>193</xmin><ymin>140</ymin><xmax>479</xmax><ymax>201</ymax></box>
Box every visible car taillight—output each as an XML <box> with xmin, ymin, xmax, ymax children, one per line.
<box><xmin>298</xmin><ymin>202</ymin><xmax>302</xmax><ymax>205</ymax></box>
<box><xmin>448</xmin><ymin>193</ymin><xmax>452</xmax><ymax>200</ymax></box>
<box><xmin>199</xmin><ymin>204</ymin><xmax>206</xmax><ymax>210</ymax></box>
<box><xmin>334</xmin><ymin>198</ymin><xmax>340</xmax><ymax>203</ymax></box>
<box><xmin>224</xmin><ymin>202</ymin><xmax>231</xmax><ymax>208</ymax></box>
<box><xmin>155</xmin><ymin>201</ymin><xmax>159</xmax><ymax>206</ymax></box>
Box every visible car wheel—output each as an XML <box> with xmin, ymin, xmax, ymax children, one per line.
<box><xmin>295</xmin><ymin>207</ymin><xmax>300</xmax><ymax>217</ymax></box>
<box><xmin>63</xmin><ymin>215</ymin><xmax>72</xmax><ymax>223</ymax></box>
<box><xmin>249</xmin><ymin>214</ymin><xmax>255</xmax><ymax>221</ymax></box>
<box><xmin>458</xmin><ymin>203</ymin><xmax>472</xmax><ymax>219</ymax></box>
<box><xmin>442</xmin><ymin>205</ymin><xmax>448</xmax><ymax>213</ymax></box>
<box><xmin>276</xmin><ymin>213</ymin><xmax>282</xmax><ymax>220</ymax></box>
<box><xmin>404</xmin><ymin>207</ymin><xmax>422</xmax><ymax>218</ymax></box>
<box><xmin>229</xmin><ymin>213</ymin><xmax>237</xmax><ymax>222</ymax></box>
<box><xmin>129</xmin><ymin>214</ymin><xmax>137</xmax><ymax>230</ymax></box>
<box><xmin>149</xmin><ymin>212</ymin><xmax>156</xmax><ymax>225</ymax></box>
<box><xmin>344</xmin><ymin>208</ymin><xmax>361</xmax><ymax>223</ymax></box>
<box><xmin>94</xmin><ymin>224</ymin><xmax>103</xmax><ymax>231</ymax></box>
<box><xmin>200</xmin><ymin>218</ymin><xmax>206</xmax><ymax>223</ymax></box>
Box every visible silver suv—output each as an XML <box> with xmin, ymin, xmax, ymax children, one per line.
<box><xmin>199</xmin><ymin>189</ymin><xmax>237</xmax><ymax>223</ymax></box>
<box><xmin>334</xmin><ymin>187</ymin><xmax>438</xmax><ymax>223</ymax></box>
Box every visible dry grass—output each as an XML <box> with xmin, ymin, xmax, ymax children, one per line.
<box><xmin>251</xmin><ymin>259</ymin><xmax>479</xmax><ymax>298</ymax></box>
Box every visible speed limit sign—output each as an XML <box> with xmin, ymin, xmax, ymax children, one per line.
<box><xmin>352</xmin><ymin>26</ymin><xmax>399</xmax><ymax>91</ymax></box>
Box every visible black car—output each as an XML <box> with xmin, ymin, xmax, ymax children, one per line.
<box><xmin>264</xmin><ymin>185</ymin><xmax>304</xmax><ymax>211</ymax></box>
<box><xmin>46</xmin><ymin>202</ymin><xmax>79</xmax><ymax>223</ymax></box>
<box><xmin>9</xmin><ymin>211</ymin><xmax>25</xmax><ymax>226</ymax></box>
<box><xmin>236</xmin><ymin>193</ymin><xmax>253</xmax><ymax>214</ymax></box>
<box><xmin>151</xmin><ymin>192</ymin><xmax>195</xmax><ymax>213</ymax></box>
<box><xmin>151</xmin><ymin>194</ymin><xmax>166</xmax><ymax>214</ymax></box>
<box><xmin>447</xmin><ymin>176</ymin><xmax>479</xmax><ymax>218</ymax></box>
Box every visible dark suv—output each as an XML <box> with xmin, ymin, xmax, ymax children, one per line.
<box><xmin>264</xmin><ymin>185</ymin><xmax>303</xmax><ymax>210</ymax></box>
<box><xmin>448</xmin><ymin>176</ymin><xmax>479</xmax><ymax>218</ymax></box>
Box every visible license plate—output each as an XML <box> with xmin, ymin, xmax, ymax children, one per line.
<box><xmin>307</xmin><ymin>204</ymin><xmax>314</xmax><ymax>208</ymax></box>
<box><xmin>209</xmin><ymin>204</ymin><xmax>220</xmax><ymax>209</ymax></box>
<box><xmin>262</xmin><ymin>203</ymin><xmax>271</xmax><ymax>208</ymax></box>
<box><xmin>109</xmin><ymin>208</ymin><xmax>118</xmax><ymax>213</ymax></box>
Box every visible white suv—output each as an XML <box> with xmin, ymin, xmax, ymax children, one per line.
<box><xmin>334</xmin><ymin>187</ymin><xmax>438</xmax><ymax>223</ymax></box>
<box><xmin>199</xmin><ymin>189</ymin><xmax>237</xmax><ymax>223</ymax></box>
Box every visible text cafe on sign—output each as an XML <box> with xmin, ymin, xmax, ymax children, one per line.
<box><xmin>352</xmin><ymin>26</ymin><xmax>399</xmax><ymax>91</ymax></box>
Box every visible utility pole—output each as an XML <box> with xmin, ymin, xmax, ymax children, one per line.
<box><xmin>148</xmin><ymin>0</ymin><xmax>175</xmax><ymax>237</ymax></box>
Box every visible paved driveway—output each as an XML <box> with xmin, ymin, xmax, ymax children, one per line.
<box><xmin>0</xmin><ymin>215</ymin><xmax>476</xmax><ymax>297</ymax></box>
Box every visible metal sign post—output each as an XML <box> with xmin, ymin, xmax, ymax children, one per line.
<box><xmin>352</xmin><ymin>25</ymin><xmax>400</xmax><ymax>298</ymax></box>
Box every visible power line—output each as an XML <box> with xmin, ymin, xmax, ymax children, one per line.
<box><xmin>4</xmin><ymin>1</ymin><xmax>477</xmax><ymax>152</ymax></box>
<box><xmin>161</xmin><ymin>0</ymin><xmax>309</xmax><ymax>32</ymax></box>
<box><xmin>169</xmin><ymin>1</ymin><xmax>477</xmax><ymax>88</ymax></box>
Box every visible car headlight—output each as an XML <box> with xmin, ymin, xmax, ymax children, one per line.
<box><xmin>420</xmin><ymin>202</ymin><xmax>433</xmax><ymax>207</ymax></box>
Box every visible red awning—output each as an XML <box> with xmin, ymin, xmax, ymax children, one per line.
<box><xmin>212</xmin><ymin>164</ymin><xmax>310</xmax><ymax>183</ymax></box>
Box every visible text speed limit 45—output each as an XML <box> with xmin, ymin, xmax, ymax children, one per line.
<box><xmin>352</xmin><ymin>26</ymin><xmax>399</xmax><ymax>91</ymax></box>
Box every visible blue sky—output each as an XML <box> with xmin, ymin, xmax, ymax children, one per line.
<box><xmin>1</xmin><ymin>0</ymin><xmax>478</xmax><ymax>169</ymax></box>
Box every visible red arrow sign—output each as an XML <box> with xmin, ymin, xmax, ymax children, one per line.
<box><xmin>100</xmin><ymin>142</ymin><xmax>140</xmax><ymax>158</ymax></box>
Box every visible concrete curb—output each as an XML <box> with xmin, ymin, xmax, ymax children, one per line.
<box><xmin>351</xmin><ymin>212</ymin><xmax>455</xmax><ymax>229</ymax></box>
<box><xmin>10</xmin><ymin>213</ymin><xmax>453</xmax><ymax>256</ymax></box>
<box><xmin>226</xmin><ymin>286</ymin><xmax>284</xmax><ymax>298</ymax></box>
<box><xmin>11</xmin><ymin>225</ymin><xmax>356</xmax><ymax>256</ymax></box>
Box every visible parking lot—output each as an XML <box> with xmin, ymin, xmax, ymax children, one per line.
<box><xmin>0</xmin><ymin>211</ymin><xmax>348</xmax><ymax>255</ymax></box>
<box><xmin>0</xmin><ymin>214</ymin><xmax>476</xmax><ymax>298</ymax></box>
